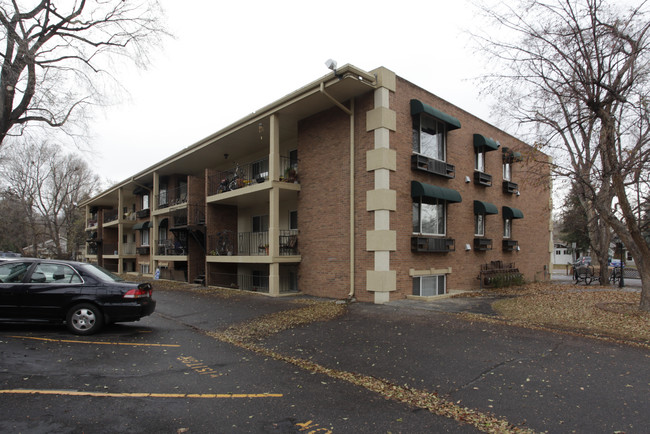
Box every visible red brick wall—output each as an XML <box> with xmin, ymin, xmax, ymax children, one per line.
<box><xmin>298</xmin><ymin>106</ymin><xmax>354</xmax><ymax>299</ymax></box>
<box><xmin>388</xmin><ymin>77</ymin><xmax>551</xmax><ymax>296</ymax></box>
<box><xmin>295</xmin><ymin>76</ymin><xmax>551</xmax><ymax>301</ymax></box>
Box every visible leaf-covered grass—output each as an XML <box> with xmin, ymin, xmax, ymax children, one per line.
<box><xmin>488</xmin><ymin>283</ymin><xmax>650</xmax><ymax>343</ymax></box>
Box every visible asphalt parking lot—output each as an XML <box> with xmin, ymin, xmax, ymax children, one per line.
<box><xmin>1</xmin><ymin>284</ymin><xmax>648</xmax><ymax>433</ymax></box>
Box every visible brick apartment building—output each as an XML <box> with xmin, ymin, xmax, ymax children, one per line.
<box><xmin>81</xmin><ymin>64</ymin><xmax>552</xmax><ymax>304</ymax></box>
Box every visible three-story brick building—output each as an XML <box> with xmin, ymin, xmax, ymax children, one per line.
<box><xmin>81</xmin><ymin>64</ymin><xmax>552</xmax><ymax>303</ymax></box>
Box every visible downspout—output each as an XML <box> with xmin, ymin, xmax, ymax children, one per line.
<box><xmin>319</xmin><ymin>83</ymin><xmax>355</xmax><ymax>299</ymax></box>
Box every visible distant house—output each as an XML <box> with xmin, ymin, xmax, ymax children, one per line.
<box><xmin>552</xmin><ymin>242</ymin><xmax>574</xmax><ymax>267</ymax></box>
<box><xmin>22</xmin><ymin>238</ymin><xmax>68</xmax><ymax>259</ymax></box>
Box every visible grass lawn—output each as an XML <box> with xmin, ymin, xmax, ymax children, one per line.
<box><xmin>484</xmin><ymin>282</ymin><xmax>649</xmax><ymax>343</ymax></box>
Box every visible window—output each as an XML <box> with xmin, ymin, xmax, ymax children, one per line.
<box><xmin>504</xmin><ymin>219</ymin><xmax>512</xmax><ymax>238</ymax></box>
<box><xmin>556</xmin><ymin>250</ymin><xmax>561</xmax><ymax>255</ymax></box>
<box><xmin>252</xmin><ymin>159</ymin><xmax>269</xmax><ymax>180</ymax></box>
<box><xmin>252</xmin><ymin>215</ymin><xmax>269</xmax><ymax>232</ymax></box>
<box><xmin>413</xmin><ymin>198</ymin><xmax>445</xmax><ymax>236</ymax></box>
<box><xmin>142</xmin><ymin>194</ymin><xmax>150</xmax><ymax>210</ymax></box>
<box><xmin>413</xmin><ymin>115</ymin><xmax>447</xmax><ymax>161</ymax></box>
<box><xmin>141</xmin><ymin>229</ymin><xmax>150</xmax><ymax>246</ymax></box>
<box><xmin>0</xmin><ymin>262</ymin><xmax>30</xmax><ymax>283</ymax></box>
<box><xmin>30</xmin><ymin>263</ymin><xmax>82</xmax><ymax>283</ymax></box>
<box><xmin>475</xmin><ymin>149</ymin><xmax>485</xmax><ymax>172</ymax></box>
<box><xmin>503</xmin><ymin>162</ymin><xmax>512</xmax><ymax>181</ymax></box>
<box><xmin>289</xmin><ymin>149</ymin><xmax>298</xmax><ymax>169</ymax></box>
<box><xmin>475</xmin><ymin>214</ymin><xmax>485</xmax><ymax>237</ymax></box>
<box><xmin>413</xmin><ymin>275</ymin><xmax>446</xmax><ymax>296</ymax></box>
<box><xmin>159</xmin><ymin>184</ymin><xmax>167</xmax><ymax>207</ymax></box>
<box><xmin>159</xmin><ymin>227</ymin><xmax>167</xmax><ymax>243</ymax></box>
<box><xmin>178</xmin><ymin>181</ymin><xmax>187</xmax><ymax>202</ymax></box>
<box><xmin>140</xmin><ymin>263</ymin><xmax>150</xmax><ymax>274</ymax></box>
<box><xmin>289</xmin><ymin>210</ymin><xmax>298</xmax><ymax>231</ymax></box>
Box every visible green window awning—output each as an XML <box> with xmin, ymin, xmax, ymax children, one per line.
<box><xmin>502</xmin><ymin>206</ymin><xmax>524</xmax><ymax>219</ymax></box>
<box><xmin>411</xmin><ymin>181</ymin><xmax>462</xmax><ymax>203</ymax></box>
<box><xmin>410</xmin><ymin>99</ymin><xmax>461</xmax><ymax>130</ymax></box>
<box><xmin>474</xmin><ymin>200</ymin><xmax>498</xmax><ymax>215</ymax></box>
<box><xmin>473</xmin><ymin>134</ymin><xmax>500</xmax><ymax>152</ymax></box>
<box><xmin>133</xmin><ymin>221</ymin><xmax>150</xmax><ymax>230</ymax></box>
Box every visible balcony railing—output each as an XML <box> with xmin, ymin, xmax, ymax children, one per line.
<box><xmin>473</xmin><ymin>238</ymin><xmax>493</xmax><ymax>251</ymax></box>
<box><xmin>207</xmin><ymin>230</ymin><xmax>298</xmax><ymax>256</ymax></box>
<box><xmin>503</xmin><ymin>181</ymin><xmax>519</xmax><ymax>194</ymax></box>
<box><xmin>136</xmin><ymin>208</ymin><xmax>150</xmax><ymax>218</ymax></box>
<box><xmin>87</xmin><ymin>219</ymin><xmax>98</xmax><ymax>228</ymax></box>
<box><xmin>156</xmin><ymin>186</ymin><xmax>188</xmax><ymax>210</ymax></box>
<box><xmin>411</xmin><ymin>154</ymin><xmax>455</xmax><ymax>178</ymax></box>
<box><xmin>122</xmin><ymin>243</ymin><xmax>136</xmax><ymax>255</ymax></box>
<box><xmin>207</xmin><ymin>156</ymin><xmax>298</xmax><ymax>196</ymax></box>
<box><xmin>102</xmin><ymin>244</ymin><xmax>118</xmax><ymax>255</ymax></box>
<box><xmin>208</xmin><ymin>272</ymin><xmax>299</xmax><ymax>293</ymax></box>
<box><xmin>474</xmin><ymin>171</ymin><xmax>492</xmax><ymax>187</ymax></box>
<box><xmin>103</xmin><ymin>210</ymin><xmax>119</xmax><ymax>223</ymax></box>
<box><xmin>157</xmin><ymin>240</ymin><xmax>188</xmax><ymax>256</ymax></box>
<box><xmin>136</xmin><ymin>246</ymin><xmax>150</xmax><ymax>255</ymax></box>
<box><xmin>411</xmin><ymin>236</ymin><xmax>455</xmax><ymax>253</ymax></box>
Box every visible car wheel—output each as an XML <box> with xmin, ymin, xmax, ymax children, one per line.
<box><xmin>66</xmin><ymin>303</ymin><xmax>103</xmax><ymax>335</ymax></box>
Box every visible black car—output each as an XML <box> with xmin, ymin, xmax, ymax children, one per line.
<box><xmin>0</xmin><ymin>258</ymin><xmax>155</xmax><ymax>335</ymax></box>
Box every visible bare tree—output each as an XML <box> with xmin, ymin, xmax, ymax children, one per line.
<box><xmin>0</xmin><ymin>141</ymin><xmax>100</xmax><ymax>258</ymax></box>
<box><xmin>0</xmin><ymin>0</ymin><xmax>167</xmax><ymax>148</ymax></box>
<box><xmin>473</xmin><ymin>0</ymin><xmax>650</xmax><ymax>310</ymax></box>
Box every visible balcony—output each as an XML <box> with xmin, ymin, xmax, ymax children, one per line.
<box><xmin>473</xmin><ymin>238</ymin><xmax>493</xmax><ymax>251</ymax></box>
<box><xmin>156</xmin><ymin>186</ymin><xmax>188</xmax><ymax>210</ymax></box>
<box><xmin>411</xmin><ymin>154</ymin><xmax>455</xmax><ymax>178</ymax></box>
<box><xmin>207</xmin><ymin>157</ymin><xmax>297</xmax><ymax>196</ymax></box>
<box><xmin>136</xmin><ymin>208</ymin><xmax>150</xmax><ymax>218</ymax></box>
<box><xmin>157</xmin><ymin>240</ymin><xmax>187</xmax><ymax>256</ymax></box>
<box><xmin>136</xmin><ymin>246</ymin><xmax>150</xmax><ymax>255</ymax></box>
<box><xmin>503</xmin><ymin>239</ymin><xmax>519</xmax><ymax>252</ymax></box>
<box><xmin>207</xmin><ymin>230</ymin><xmax>298</xmax><ymax>256</ymax></box>
<box><xmin>102</xmin><ymin>244</ymin><xmax>118</xmax><ymax>255</ymax></box>
<box><xmin>208</xmin><ymin>272</ymin><xmax>299</xmax><ymax>293</ymax></box>
<box><xmin>87</xmin><ymin>219</ymin><xmax>98</xmax><ymax>228</ymax></box>
<box><xmin>503</xmin><ymin>181</ymin><xmax>519</xmax><ymax>194</ymax></box>
<box><xmin>411</xmin><ymin>236</ymin><xmax>455</xmax><ymax>253</ymax></box>
<box><xmin>122</xmin><ymin>243</ymin><xmax>136</xmax><ymax>255</ymax></box>
<box><xmin>474</xmin><ymin>171</ymin><xmax>492</xmax><ymax>187</ymax></box>
<box><xmin>103</xmin><ymin>210</ymin><xmax>119</xmax><ymax>224</ymax></box>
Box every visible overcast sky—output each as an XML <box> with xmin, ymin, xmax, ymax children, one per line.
<box><xmin>90</xmin><ymin>0</ymin><xmax>494</xmax><ymax>185</ymax></box>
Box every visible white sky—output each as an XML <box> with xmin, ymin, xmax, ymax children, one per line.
<box><xmin>90</xmin><ymin>0</ymin><xmax>494</xmax><ymax>186</ymax></box>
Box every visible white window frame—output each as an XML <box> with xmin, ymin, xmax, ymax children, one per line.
<box><xmin>503</xmin><ymin>162</ymin><xmax>512</xmax><ymax>181</ymax></box>
<box><xmin>289</xmin><ymin>210</ymin><xmax>298</xmax><ymax>231</ymax></box>
<box><xmin>413</xmin><ymin>275</ymin><xmax>446</xmax><ymax>296</ymax></box>
<box><xmin>141</xmin><ymin>229</ymin><xmax>150</xmax><ymax>246</ymax></box>
<box><xmin>503</xmin><ymin>218</ymin><xmax>512</xmax><ymax>239</ymax></box>
<box><xmin>413</xmin><ymin>115</ymin><xmax>447</xmax><ymax>162</ymax></box>
<box><xmin>475</xmin><ymin>214</ymin><xmax>485</xmax><ymax>237</ymax></box>
<box><xmin>142</xmin><ymin>194</ymin><xmax>149</xmax><ymax>210</ymax></box>
<box><xmin>475</xmin><ymin>149</ymin><xmax>485</xmax><ymax>172</ymax></box>
<box><xmin>412</xmin><ymin>199</ymin><xmax>446</xmax><ymax>236</ymax></box>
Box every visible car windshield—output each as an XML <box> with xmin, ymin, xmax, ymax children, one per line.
<box><xmin>77</xmin><ymin>263</ymin><xmax>124</xmax><ymax>282</ymax></box>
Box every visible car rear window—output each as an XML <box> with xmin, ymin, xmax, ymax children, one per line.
<box><xmin>77</xmin><ymin>264</ymin><xmax>124</xmax><ymax>283</ymax></box>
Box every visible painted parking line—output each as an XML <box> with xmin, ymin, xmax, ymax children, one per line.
<box><xmin>6</xmin><ymin>335</ymin><xmax>180</xmax><ymax>347</ymax></box>
<box><xmin>0</xmin><ymin>389</ymin><xmax>282</xmax><ymax>399</ymax></box>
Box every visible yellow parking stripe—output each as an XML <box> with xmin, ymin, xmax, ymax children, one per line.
<box><xmin>0</xmin><ymin>389</ymin><xmax>282</xmax><ymax>399</ymax></box>
<box><xmin>7</xmin><ymin>335</ymin><xmax>180</xmax><ymax>347</ymax></box>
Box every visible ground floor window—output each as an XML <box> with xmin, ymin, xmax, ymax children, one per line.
<box><xmin>140</xmin><ymin>263</ymin><xmax>150</xmax><ymax>274</ymax></box>
<box><xmin>413</xmin><ymin>275</ymin><xmax>446</xmax><ymax>296</ymax></box>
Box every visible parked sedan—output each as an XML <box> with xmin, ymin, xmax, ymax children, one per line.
<box><xmin>0</xmin><ymin>259</ymin><xmax>155</xmax><ymax>335</ymax></box>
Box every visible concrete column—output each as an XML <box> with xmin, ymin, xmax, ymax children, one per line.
<box><xmin>269</xmin><ymin>114</ymin><xmax>280</xmax><ymax>181</ymax></box>
<box><xmin>268</xmin><ymin>186</ymin><xmax>280</xmax><ymax>296</ymax></box>
<box><xmin>117</xmin><ymin>188</ymin><xmax>124</xmax><ymax>273</ymax></box>
<box><xmin>365</xmin><ymin>68</ymin><xmax>397</xmax><ymax>304</ymax></box>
